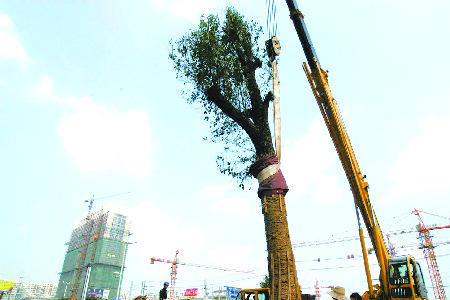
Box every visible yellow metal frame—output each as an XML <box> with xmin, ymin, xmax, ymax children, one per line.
<box><xmin>238</xmin><ymin>288</ymin><xmax>270</xmax><ymax>300</ymax></box>
<box><xmin>302</xmin><ymin>61</ymin><xmax>426</xmax><ymax>300</ymax></box>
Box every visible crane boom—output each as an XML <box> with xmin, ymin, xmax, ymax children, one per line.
<box><xmin>282</xmin><ymin>0</ymin><xmax>428</xmax><ymax>299</ymax></box>
<box><xmin>150</xmin><ymin>252</ymin><xmax>254</xmax><ymax>300</ymax></box>
<box><xmin>150</xmin><ymin>256</ymin><xmax>254</xmax><ymax>273</ymax></box>
<box><xmin>283</xmin><ymin>0</ymin><xmax>389</xmax><ymax>292</ymax></box>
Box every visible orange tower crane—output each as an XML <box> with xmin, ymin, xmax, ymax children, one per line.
<box><xmin>314</xmin><ymin>280</ymin><xmax>334</xmax><ymax>300</ymax></box>
<box><xmin>150</xmin><ymin>250</ymin><xmax>180</xmax><ymax>300</ymax></box>
<box><xmin>150</xmin><ymin>252</ymin><xmax>254</xmax><ymax>300</ymax></box>
<box><xmin>413</xmin><ymin>209</ymin><xmax>450</xmax><ymax>300</ymax></box>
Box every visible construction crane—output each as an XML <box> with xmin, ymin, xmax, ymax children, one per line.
<box><xmin>413</xmin><ymin>209</ymin><xmax>450</xmax><ymax>300</ymax></box>
<box><xmin>150</xmin><ymin>251</ymin><xmax>255</xmax><ymax>300</ymax></box>
<box><xmin>314</xmin><ymin>280</ymin><xmax>334</xmax><ymax>300</ymax></box>
<box><xmin>69</xmin><ymin>192</ymin><xmax>130</xmax><ymax>300</ymax></box>
<box><xmin>150</xmin><ymin>250</ymin><xmax>180</xmax><ymax>300</ymax></box>
<box><xmin>281</xmin><ymin>0</ymin><xmax>428</xmax><ymax>299</ymax></box>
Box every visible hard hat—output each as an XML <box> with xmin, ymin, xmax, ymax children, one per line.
<box><xmin>164</xmin><ymin>282</ymin><xmax>169</xmax><ymax>286</ymax></box>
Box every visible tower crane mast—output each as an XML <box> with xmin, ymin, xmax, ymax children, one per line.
<box><xmin>413</xmin><ymin>209</ymin><xmax>449</xmax><ymax>300</ymax></box>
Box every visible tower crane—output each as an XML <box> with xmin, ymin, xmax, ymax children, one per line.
<box><xmin>150</xmin><ymin>250</ymin><xmax>180</xmax><ymax>300</ymax></box>
<box><xmin>150</xmin><ymin>251</ymin><xmax>254</xmax><ymax>300</ymax></box>
<box><xmin>281</xmin><ymin>0</ymin><xmax>429</xmax><ymax>299</ymax></box>
<box><xmin>413</xmin><ymin>209</ymin><xmax>450</xmax><ymax>300</ymax></box>
<box><xmin>314</xmin><ymin>280</ymin><xmax>335</xmax><ymax>300</ymax></box>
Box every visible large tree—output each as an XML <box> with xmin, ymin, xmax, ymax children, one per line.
<box><xmin>170</xmin><ymin>8</ymin><xmax>301</xmax><ymax>300</ymax></box>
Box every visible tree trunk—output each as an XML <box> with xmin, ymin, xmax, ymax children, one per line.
<box><xmin>262</xmin><ymin>194</ymin><xmax>301</xmax><ymax>300</ymax></box>
<box><xmin>250</xmin><ymin>155</ymin><xmax>301</xmax><ymax>300</ymax></box>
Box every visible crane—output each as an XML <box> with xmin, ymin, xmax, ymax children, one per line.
<box><xmin>413</xmin><ymin>209</ymin><xmax>449</xmax><ymax>300</ymax></box>
<box><xmin>150</xmin><ymin>250</ymin><xmax>180</xmax><ymax>300</ymax></box>
<box><xmin>281</xmin><ymin>0</ymin><xmax>428</xmax><ymax>299</ymax></box>
<box><xmin>314</xmin><ymin>280</ymin><xmax>335</xmax><ymax>300</ymax></box>
<box><xmin>150</xmin><ymin>251</ymin><xmax>255</xmax><ymax>300</ymax></box>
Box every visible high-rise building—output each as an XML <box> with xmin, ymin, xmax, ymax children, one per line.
<box><xmin>56</xmin><ymin>210</ymin><xmax>130</xmax><ymax>300</ymax></box>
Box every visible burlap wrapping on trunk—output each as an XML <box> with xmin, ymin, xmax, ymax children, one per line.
<box><xmin>249</xmin><ymin>155</ymin><xmax>288</xmax><ymax>199</ymax></box>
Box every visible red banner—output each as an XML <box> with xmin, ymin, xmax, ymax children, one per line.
<box><xmin>184</xmin><ymin>288</ymin><xmax>198</xmax><ymax>297</ymax></box>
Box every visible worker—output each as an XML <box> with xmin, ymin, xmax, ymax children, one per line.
<box><xmin>328</xmin><ymin>286</ymin><xmax>349</xmax><ymax>300</ymax></box>
<box><xmin>350</xmin><ymin>292</ymin><xmax>362</xmax><ymax>300</ymax></box>
<box><xmin>159</xmin><ymin>282</ymin><xmax>169</xmax><ymax>300</ymax></box>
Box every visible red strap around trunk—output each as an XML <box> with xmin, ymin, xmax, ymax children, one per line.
<box><xmin>249</xmin><ymin>155</ymin><xmax>289</xmax><ymax>199</ymax></box>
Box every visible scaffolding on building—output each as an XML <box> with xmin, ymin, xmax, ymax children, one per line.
<box><xmin>58</xmin><ymin>206</ymin><xmax>130</xmax><ymax>300</ymax></box>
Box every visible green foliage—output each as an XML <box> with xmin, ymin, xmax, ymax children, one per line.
<box><xmin>170</xmin><ymin>7</ymin><xmax>271</xmax><ymax>188</ymax></box>
<box><xmin>260</xmin><ymin>275</ymin><xmax>270</xmax><ymax>288</ymax></box>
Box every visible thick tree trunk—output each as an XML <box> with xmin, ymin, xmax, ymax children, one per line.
<box><xmin>250</xmin><ymin>155</ymin><xmax>301</xmax><ymax>300</ymax></box>
<box><xmin>262</xmin><ymin>194</ymin><xmax>301</xmax><ymax>300</ymax></box>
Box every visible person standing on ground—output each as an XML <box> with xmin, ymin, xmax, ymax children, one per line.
<box><xmin>350</xmin><ymin>292</ymin><xmax>362</xmax><ymax>300</ymax></box>
<box><xmin>159</xmin><ymin>282</ymin><xmax>169</xmax><ymax>300</ymax></box>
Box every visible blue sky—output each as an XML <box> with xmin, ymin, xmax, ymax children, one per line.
<box><xmin>1</xmin><ymin>0</ymin><xmax>450</xmax><ymax>299</ymax></box>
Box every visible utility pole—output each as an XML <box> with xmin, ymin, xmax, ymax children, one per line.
<box><xmin>203</xmin><ymin>281</ymin><xmax>208</xmax><ymax>300</ymax></box>
<box><xmin>128</xmin><ymin>281</ymin><xmax>134</xmax><ymax>300</ymax></box>
<box><xmin>117</xmin><ymin>238</ymin><xmax>134</xmax><ymax>300</ymax></box>
<box><xmin>141</xmin><ymin>282</ymin><xmax>148</xmax><ymax>295</ymax></box>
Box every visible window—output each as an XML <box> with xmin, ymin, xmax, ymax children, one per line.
<box><xmin>389</xmin><ymin>262</ymin><xmax>410</xmax><ymax>285</ymax></box>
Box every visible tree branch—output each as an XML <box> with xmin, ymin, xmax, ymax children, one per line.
<box><xmin>206</xmin><ymin>85</ymin><xmax>257</xmax><ymax>138</ymax></box>
<box><xmin>232</xmin><ymin>44</ymin><xmax>265</xmax><ymax>124</ymax></box>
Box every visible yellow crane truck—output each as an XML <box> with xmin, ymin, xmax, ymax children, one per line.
<box><xmin>281</xmin><ymin>0</ymin><xmax>429</xmax><ymax>299</ymax></box>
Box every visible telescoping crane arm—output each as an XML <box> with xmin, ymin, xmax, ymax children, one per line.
<box><xmin>281</xmin><ymin>1</ymin><xmax>430</xmax><ymax>299</ymax></box>
<box><xmin>282</xmin><ymin>0</ymin><xmax>390</xmax><ymax>294</ymax></box>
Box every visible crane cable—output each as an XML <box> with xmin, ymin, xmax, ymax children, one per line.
<box><xmin>266</xmin><ymin>0</ymin><xmax>278</xmax><ymax>38</ymax></box>
<box><xmin>265</xmin><ymin>0</ymin><xmax>282</xmax><ymax>161</ymax></box>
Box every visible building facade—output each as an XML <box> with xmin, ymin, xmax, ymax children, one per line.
<box><xmin>56</xmin><ymin>210</ymin><xmax>130</xmax><ymax>300</ymax></box>
<box><xmin>4</xmin><ymin>282</ymin><xmax>56</xmax><ymax>300</ymax></box>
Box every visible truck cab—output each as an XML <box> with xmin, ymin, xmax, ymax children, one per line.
<box><xmin>235</xmin><ymin>288</ymin><xmax>270</xmax><ymax>300</ymax></box>
<box><xmin>388</xmin><ymin>256</ymin><xmax>428</xmax><ymax>299</ymax></box>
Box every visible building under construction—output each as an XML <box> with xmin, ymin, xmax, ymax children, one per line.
<box><xmin>56</xmin><ymin>209</ymin><xmax>130</xmax><ymax>300</ymax></box>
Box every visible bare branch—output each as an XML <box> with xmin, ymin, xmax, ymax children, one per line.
<box><xmin>206</xmin><ymin>85</ymin><xmax>257</xmax><ymax>138</ymax></box>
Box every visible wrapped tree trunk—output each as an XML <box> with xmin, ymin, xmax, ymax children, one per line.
<box><xmin>170</xmin><ymin>7</ymin><xmax>302</xmax><ymax>300</ymax></box>
<box><xmin>250</xmin><ymin>155</ymin><xmax>301</xmax><ymax>300</ymax></box>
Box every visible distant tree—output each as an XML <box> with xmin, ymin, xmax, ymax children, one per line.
<box><xmin>260</xmin><ymin>275</ymin><xmax>270</xmax><ymax>289</ymax></box>
<box><xmin>170</xmin><ymin>7</ymin><xmax>301</xmax><ymax>300</ymax></box>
